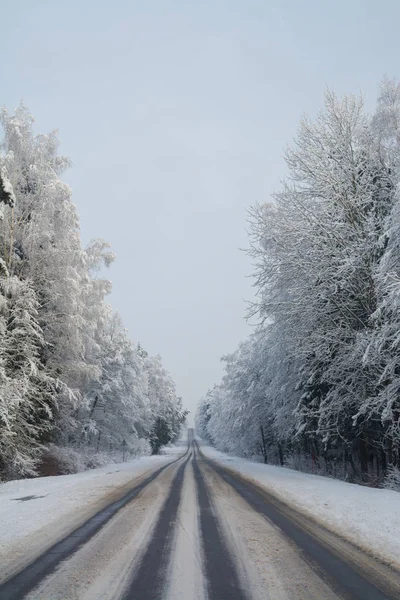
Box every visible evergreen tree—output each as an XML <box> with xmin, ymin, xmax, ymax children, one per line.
<box><xmin>0</xmin><ymin>276</ymin><xmax>56</xmax><ymax>479</ymax></box>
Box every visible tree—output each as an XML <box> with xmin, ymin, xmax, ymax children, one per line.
<box><xmin>0</xmin><ymin>104</ymin><xmax>185</xmax><ymax>479</ymax></box>
<box><xmin>144</xmin><ymin>354</ymin><xmax>187</xmax><ymax>454</ymax></box>
<box><xmin>0</xmin><ymin>276</ymin><xmax>57</xmax><ymax>479</ymax></box>
<box><xmin>198</xmin><ymin>81</ymin><xmax>400</xmax><ymax>482</ymax></box>
<box><xmin>79</xmin><ymin>312</ymin><xmax>149</xmax><ymax>453</ymax></box>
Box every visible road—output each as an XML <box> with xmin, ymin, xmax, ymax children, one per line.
<box><xmin>1</xmin><ymin>431</ymin><xmax>400</xmax><ymax>600</ymax></box>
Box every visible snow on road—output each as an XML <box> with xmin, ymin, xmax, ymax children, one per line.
<box><xmin>24</xmin><ymin>457</ymin><xmax>182</xmax><ymax>600</ymax></box>
<box><xmin>202</xmin><ymin>459</ymin><xmax>339</xmax><ymax>600</ymax></box>
<box><xmin>0</xmin><ymin>447</ymin><xmax>181</xmax><ymax>581</ymax></box>
<box><xmin>166</xmin><ymin>462</ymin><xmax>206</xmax><ymax>600</ymax></box>
<box><xmin>1</xmin><ymin>436</ymin><xmax>399</xmax><ymax>600</ymax></box>
<box><xmin>200</xmin><ymin>442</ymin><xmax>400</xmax><ymax>570</ymax></box>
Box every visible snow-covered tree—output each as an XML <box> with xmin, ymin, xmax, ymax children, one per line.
<box><xmin>0</xmin><ymin>276</ymin><xmax>57</xmax><ymax>479</ymax></box>
<box><xmin>0</xmin><ymin>105</ymin><xmax>86</xmax><ymax>420</ymax></box>
<box><xmin>79</xmin><ymin>312</ymin><xmax>149</xmax><ymax>453</ymax></box>
<box><xmin>0</xmin><ymin>104</ymin><xmax>184</xmax><ymax>479</ymax></box>
<box><xmin>144</xmin><ymin>353</ymin><xmax>187</xmax><ymax>453</ymax></box>
<box><xmin>198</xmin><ymin>80</ymin><xmax>400</xmax><ymax>482</ymax></box>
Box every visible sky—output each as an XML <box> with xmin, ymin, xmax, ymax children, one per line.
<box><xmin>1</xmin><ymin>0</ymin><xmax>399</xmax><ymax>423</ymax></box>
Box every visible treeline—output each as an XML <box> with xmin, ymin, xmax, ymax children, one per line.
<box><xmin>0</xmin><ymin>105</ymin><xmax>186</xmax><ymax>481</ymax></box>
<box><xmin>196</xmin><ymin>79</ymin><xmax>400</xmax><ymax>485</ymax></box>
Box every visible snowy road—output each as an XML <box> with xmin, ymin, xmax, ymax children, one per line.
<box><xmin>1</xmin><ymin>433</ymin><xmax>400</xmax><ymax>600</ymax></box>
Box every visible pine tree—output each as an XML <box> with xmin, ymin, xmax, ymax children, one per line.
<box><xmin>0</xmin><ymin>276</ymin><xmax>56</xmax><ymax>479</ymax></box>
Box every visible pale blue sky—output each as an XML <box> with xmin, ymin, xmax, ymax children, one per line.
<box><xmin>1</xmin><ymin>0</ymin><xmax>398</xmax><ymax>421</ymax></box>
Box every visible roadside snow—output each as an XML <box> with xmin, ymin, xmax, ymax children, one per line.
<box><xmin>200</xmin><ymin>442</ymin><xmax>400</xmax><ymax>570</ymax></box>
<box><xmin>0</xmin><ymin>444</ymin><xmax>184</xmax><ymax>581</ymax></box>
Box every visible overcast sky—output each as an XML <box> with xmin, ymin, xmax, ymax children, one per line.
<box><xmin>1</xmin><ymin>0</ymin><xmax>399</xmax><ymax>423</ymax></box>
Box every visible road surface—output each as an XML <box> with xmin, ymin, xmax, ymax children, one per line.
<box><xmin>1</xmin><ymin>431</ymin><xmax>400</xmax><ymax>600</ymax></box>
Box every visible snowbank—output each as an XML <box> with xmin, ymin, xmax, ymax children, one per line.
<box><xmin>201</xmin><ymin>443</ymin><xmax>400</xmax><ymax>570</ymax></box>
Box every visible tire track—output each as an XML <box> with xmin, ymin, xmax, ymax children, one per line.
<box><xmin>192</xmin><ymin>445</ymin><xmax>247</xmax><ymax>600</ymax></box>
<box><xmin>122</xmin><ymin>451</ymin><xmax>192</xmax><ymax>600</ymax></box>
<box><xmin>0</xmin><ymin>445</ymin><xmax>190</xmax><ymax>600</ymax></box>
<box><xmin>196</xmin><ymin>442</ymin><xmax>400</xmax><ymax>600</ymax></box>
<box><xmin>200</xmin><ymin>457</ymin><xmax>342</xmax><ymax>600</ymax></box>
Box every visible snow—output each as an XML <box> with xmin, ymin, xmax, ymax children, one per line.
<box><xmin>166</xmin><ymin>462</ymin><xmax>206</xmax><ymax>600</ymax></box>
<box><xmin>0</xmin><ymin>451</ymin><xmax>177</xmax><ymax>581</ymax></box>
<box><xmin>204</xmin><ymin>458</ymin><xmax>339</xmax><ymax>600</ymax></box>
<box><xmin>200</xmin><ymin>442</ymin><xmax>400</xmax><ymax>570</ymax></box>
<box><xmin>23</xmin><ymin>453</ymin><xmax>184</xmax><ymax>600</ymax></box>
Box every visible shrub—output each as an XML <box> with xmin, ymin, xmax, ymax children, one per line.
<box><xmin>382</xmin><ymin>465</ymin><xmax>400</xmax><ymax>492</ymax></box>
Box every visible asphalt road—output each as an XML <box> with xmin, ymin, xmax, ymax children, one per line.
<box><xmin>1</xmin><ymin>431</ymin><xmax>400</xmax><ymax>600</ymax></box>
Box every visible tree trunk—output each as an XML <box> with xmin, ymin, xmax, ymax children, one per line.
<box><xmin>260</xmin><ymin>425</ymin><xmax>268</xmax><ymax>464</ymax></box>
<box><xmin>277</xmin><ymin>442</ymin><xmax>284</xmax><ymax>466</ymax></box>
<box><xmin>96</xmin><ymin>430</ymin><xmax>102</xmax><ymax>453</ymax></box>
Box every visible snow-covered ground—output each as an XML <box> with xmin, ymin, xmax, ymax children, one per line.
<box><xmin>200</xmin><ymin>442</ymin><xmax>400</xmax><ymax>570</ymax></box>
<box><xmin>0</xmin><ymin>444</ymin><xmax>184</xmax><ymax>581</ymax></box>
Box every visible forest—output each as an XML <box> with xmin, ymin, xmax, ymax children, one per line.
<box><xmin>196</xmin><ymin>79</ymin><xmax>400</xmax><ymax>487</ymax></box>
<box><xmin>0</xmin><ymin>105</ymin><xmax>186</xmax><ymax>481</ymax></box>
